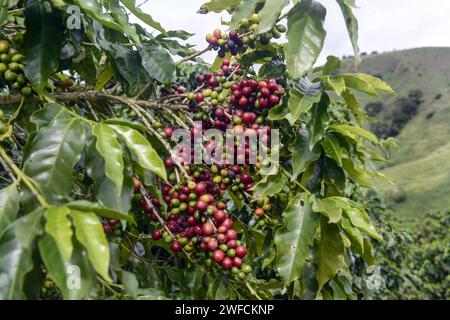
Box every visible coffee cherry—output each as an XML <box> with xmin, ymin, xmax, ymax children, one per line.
<box><xmin>251</xmin><ymin>14</ymin><xmax>260</xmax><ymax>24</ymax></box>
<box><xmin>133</xmin><ymin>178</ymin><xmax>142</xmax><ymax>191</ymax></box>
<box><xmin>222</xmin><ymin>257</ymin><xmax>233</xmax><ymax>270</ymax></box>
<box><xmin>163</xmin><ymin>127</ymin><xmax>173</xmax><ymax>138</ymax></box>
<box><xmin>152</xmin><ymin>229</ymin><xmax>163</xmax><ymax>240</ymax></box>
<box><xmin>255</xmin><ymin>208</ymin><xmax>264</xmax><ymax>217</ymax></box>
<box><xmin>212</xmin><ymin>249</ymin><xmax>225</xmax><ymax>263</ymax></box>
<box><xmin>213</xmin><ymin>29</ymin><xmax>222</xmax><ymax>38</ymax></box>
<box><xmin>0</xmin><ymin>40</ymin><xmax>9</xmax><ymax>54</ymax></box>
<box><xmin>171</xmin><ymin>240</ymin><xmax>182</xmax><ymax>252</ymax></box>
<box><xmin>242</xmin><ymin>264</ymin><xmax>252</xmax><ymax>274</ymax></box>
<box><xmin>195</xmin><ymin>92</ymin><xmax>204</xmax><ymax>102</ymax></box>
<box><xmin>194</xmin><ymin>182</ymin><xmax>207</xmax><ymax>195</ymax></box>
<box><xmin>64</xmin><ymin>79</ymin><xmax>74</xmax><ymax>88</ymax></box>
<box><xmin>103</xmin><ymin>224</ymin><xmax>112</xmax><ymax>233</ymax></box>
<box><xmin>226</xmin><ymin>229</ymin><xmax>238</xmax><ymax>241</ymax></box>
<box><xmin>232</xmin><ymin>256</ymin><xmax>243</xmax><ymax>267</ymax></box>
<box><xmin>235</xmin><ymin>246</ymin><xmax>247</xmax><ymax>258</ymax></box>
<box><xmin>4</xmin><ymin>70</ymin><xmax>17</xmax><ymax>82</ymax></box>
<box><xmin>207</xmin><ymin>238</ymin><xmax>218</xmax><ymax>251</ymax></box>
<box><xmin>269</xmin><ymin>94</ymin><xmax>280</xmax><ymax>105</ymax></box>
<box><xmin>0</xmin><ymin>63</ymin><xmax>7</xmax><ymax>73</ymax></box>
<box><xmin>202</xmin><ymin>222</ymin><xmax>214</xmax><ymax>236</ymax></box>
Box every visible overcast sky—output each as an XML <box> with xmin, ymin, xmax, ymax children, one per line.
<box><xmin>130</xmin><ymin>0</ymin><xmax>450</xmax><ymax>64</ymax></box>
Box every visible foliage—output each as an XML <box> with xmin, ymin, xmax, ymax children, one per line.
<box><xmin>0</xmin><ymin>0</ymin><xmax>401</xmax><ymax>300</ymax></box>
<box><xmin>351</xmin><ymin>195</ymin><xmax>449</xmax><ymax>300</ymax></box>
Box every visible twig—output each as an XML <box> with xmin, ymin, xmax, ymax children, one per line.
<box><xmin>0</xmin><ymin>154</ymin><xmax>16</xmax><ymax>182</ymax></box>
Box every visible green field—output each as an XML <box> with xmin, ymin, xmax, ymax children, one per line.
<box><xmin>343</xmin><ymin>47</ymin><xmax>450</xmax><ymax>223</ymax></box>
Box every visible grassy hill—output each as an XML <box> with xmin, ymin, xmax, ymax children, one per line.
<box><xmin>343</xmin><ymin>47</ymin><xmax>450</xmax><ymax>224</ymax></box>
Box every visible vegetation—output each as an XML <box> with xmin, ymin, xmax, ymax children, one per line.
<box><xmin>343</xmin><ymin>47</ymin><xmax>450</xmax><ymax>222</ymax></box>
<box><xmin>0</xmin><ymin>0</ymin><xmax>446</xmax><ymax>301</ymax></box>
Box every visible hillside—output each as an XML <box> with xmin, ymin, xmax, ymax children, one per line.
<box><xmin>343</xmin><ymin>47</ymin><xmax>450</xmax><ymax>224</ymax></box>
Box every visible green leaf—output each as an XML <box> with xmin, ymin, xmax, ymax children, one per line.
<box><xmin>75</xmin><ymin>0</ymin><xmax>123</xmax><ymax>34</ymax></box>
<box><xmin>86</xmin><ymin>138</ymin><xmax>135</xmax><ymax>215</ymax></box>
<box><xmin>312</xmin><ymin>197</ymin><xmax>342</xmax><ymax>223</ymax></box>
<box><xmin>119</xmin><ymin>270</ymin><xmax>139</xmax><ymax>298</ymax></box>
<box><xmin>104</xmin><ymin>0</ymin><xmax>140</xmax><ymax>44</ymax></box>
<box><xmin>329</xmin><ymin>124</ymin><xmax>378</xmax><ymax>144</ymax></box>
<box><xmin>336</xmin><ymin>0</ymin><xmax>360</xmax><ymax>63</ymax></box>
<box><xmin>0</xmin><ymin>227</ymin><xmax>33</xmax><ymax>299</ymax></box>
<box><xmin>251</xmin><ymin>174</ymin><xmax>285</xmax><ymax>199</ymax></box>
<box><xmin>341</xmin><ymin>159</ymin><xmax>372</xmax><ymax>187</ymax></box>
<box><xmin>307</xmin><ymin>94</ymin><xmax>330</xmax><ymax>147</ymax></box>
<box><xmin>321</xmin><ymin>136</ymin><xmax>343</xmax><ymax>166</ymax></box>
<box><xmin>341</xmin><ymin>89</ymin><xmax>364</xmax><ymax>124</ymax></box>
<box><xmin>275</xmin><ymin>195</ymin><xmax>319</xmax><ymax>284</ymax></box>
<box><xmin>0</xmin><ymin>209</ymin><xmax>43</xmax><ymax>299</ymax></box>
<box><xmin>70</xmin><ymin>209</ymin><xmax>112</xmax><ymax>282</ymax></box>
<box><xmin>289</xmin><ymin>126</ymin><xmax>320</xmax><ymax>180</ymax></box>
<box><xmin>38</xmin><ymin>235</ymin><xmax>94</xmax><ymax>299</ymax></box>
<box><xmin>23</xmin><ymin>0</ymin><xmax>64</xmax><ymax>95</ymax></box>
<box><xmin>140</xmin><ymin>45</ymin><xmax>175</xmax><ymax>83</ymax></box>
<box><xmin>285</xmin><ymin>0</ymin><xmax>326</xmax><ymax>80</ymax></box>
<box><xmin>230</xmin><ymin>0</ymin><xmax>257</xmax><ymax>27</ymax></box>
<box><xmin>0</xmin><ymin>183</ymin><xmax>19</xmax><ymax>238</ymax></box>
<box><xmin>200</xmin><ymin>0</ymin><xmax>240</xmax><ymax>13</ymax></box>
<box><xmin>120</xmin><ymin>0</ymin><xmax>167</xmax><ymax>34</ymax></box>
<box><xmin>109</xmin><ymin>124</ymin><xmax>167</xmax><ymax>180</ymax></box>
<box><xmin>255</xmin><ymin>0</ymin><xmax>289</xmax><ymax>35</ymax></box>
<box><xmin>322</xmin><ymin>56</ymin><xmax>341</xmax><ymax>75</ymax></box>
<box><xmin>338</xmin><ymin>73</ymin><xmax>395</xmax><ymax>96</ymax></box>
<box><xmin>23</xmin><ymin>111</ymin><xmax>87</xmax><ymax>203</ymax></box>
<box><xmin>95</xmin><ymin>62</ymin><xmax>114</xmax><ymax>92</ymax></box>
<box><xmin>288</xmin><ymin>83</ymin><xmax>322</xmax><ymax>123</ymax></box>
<box><xmin>44</xmin><ymin>206</ymin><xmax>73</xmax><ymax>260</ymax></box>
<box><xmin>30</xmin><ymin>103</ymin><xmax>66</xmax><ymax>130</ymax></box>
<box><xmin>93</xmin><ymin>123</ymin><xmax>125</xmax><ymax>195</ymax></box>
<box><xmin>317</xmin><ymin>216</ymin><xmax>346</xmax><ymax>290</ymax></box>
<box><xmin>335</xmin><ymin>198</ymin><xmax>382</xmax><ymax>240</ymax></box>
<box><xmin>67</xmin><ymin>200</ymin><xmax>136</xmax><ymax>224</ymax></box>
<box><xmin>323</xmin><ymin>75</ymin><xmax>346</xmax><ymax>96</ymax></box>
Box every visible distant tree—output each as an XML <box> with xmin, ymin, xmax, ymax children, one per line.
<box><xmin>366</xmin><ymin>101</ymin><xmax>384</xmax><ymax>117</ymax></box>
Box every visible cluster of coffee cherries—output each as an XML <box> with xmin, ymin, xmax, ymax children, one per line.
<box><xmin>0</xmin><ymin>40</ymin><xmax>32</xmax><ymax>95</ymax></box>
<box><xmin>205</xmin><ymin>13</ymin><xmax>287</xmax><ymax>59</ymax></box>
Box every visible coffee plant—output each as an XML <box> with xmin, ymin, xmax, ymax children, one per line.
<box><xmin>0</xmin><ymin>0</ymin><xmax>396</xmax><ymax>300</ymax></box>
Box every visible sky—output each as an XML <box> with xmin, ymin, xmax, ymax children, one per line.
<box><xmin>130</xmin><ymin>0</ymin><xmax>450</xmax><ymax>65</ymax></box>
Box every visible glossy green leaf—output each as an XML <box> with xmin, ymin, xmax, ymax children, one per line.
<box><xmin>93</xmin><ymin>123</ymin><xmax>125</xmax><ymax>195</ymax></box>
<box><xmin>140</xmin><ymin>45</ymin><xmax>175</xmax><ymax>83</ymax></box>
<box><xmin>255</xmin><ymin>0</ymin><xmax>289</xmax><ymax>35</ymax></box>
<box><xmin>0</xmin><ymin>227</ymin><xmax>33</xmax><ymax>299</ymax></box>
<box><xmin>67</xmin><ymin>200</ymin><xmax>136</xmax><ymax>224</ymax></box>
<box><xmin>307</xmin><ymin>94</ymin><xmax>330</xmax><ymax>147</ymax></box>
<box><xmin>329</xmin><ymin>124</ymin><xmax>378</xmax><ymax>144</ymax></box>
<box><xmin>336</xmin><ymin>0</ymin><xmax>360</xmax><ymax>63</ymax></box>
<box><xmin>288</xmin><ymin>85</ymin><xmax>321</xmax><ymax>124</ymax></box>
<box><xmin>0</xmin><ymin>183</ymin><xmax>19</xmax><ymax>238</ymax></box>
<box><xmin>285</xmin><ymin>0</ymin><xmax>326</xmax><ymax>80</ymax></box>
<box><xmin>23</xmin><ymin>0</ymin><xmax>64</xmax><ymax>95</ymax></box>
<box><xmin>109</xmin><ymin>124</ymin><xmax>167</xmax><ymax>180</ymax></box>
<box><xmin>0</xmin><ymin>210</ymin><xmax>43</xmax><ymax>299</ymax></box>
<box><xmin>70</xmin><ymin>209</ymin><xmax>112</xmax><ymax>282</ymax></box>
<box><xmin>44</xmin><ymin>206</ymin><xmax>73</xmax><ymax>260</ymax></box>
<box><xmin>95</xmin><ymin>62</ymin><xmax>114</xmax><ymax>92</ymax></box>
<box><xmin>338</xmin><ymin>73</ymin><xmax>395</xmax><ymax>96</ymax></box>
<box><xmin>321</xmin><ymin>136</ymin><xmax>343</xmax><ymax>166</ymax></box>
<box><xmin>275</xmin><ymin>195</ymin><xmax>319</xmax><ymax>284</ymax></box>
<box><xmin>86</xmin><ymin>138</ymin><xmax>135</xmax><ymax>215</ymax></box>
<box><xmin>75</xmin><ymin>0</ymin><xmax>123</xmax><ymax>34</ymax></box>
<box><xmin>317</xmin><ymin>216</ymin><xmax>346</xmax><ymax>290</ymax></box>
<box><xmin>341</xmin><ymin>89</ymin><xmax>364</xmax><ymax>124</ymax></box>
<box><xmin>38</xmin><ymin>235</ymin><xmax>94</xmax><ymax>300</ymax></box>
<box><xmin>121</xmin><ymin>0</ymin><xmax>166</xmax><ymax>34</ymax></box>
<box><xmin>30</xmin><ymin>103</ymin><xmax>67</xmax><ymax>130</ymax></box>
<box><xmin>290</xmin><ymin>126</ymin><xmax>320</xmax><ymax>180</ymax></box>
<box><xmin>312</xmin><ymin>196</ymin><xmax>342</xmax><ymax>223</ymax></box>
<box><xmin>200</xmin><ymin>0</ymin><xmax>240</xmax><ymax>13</ymax></box>
<box><xmin>251</xmin><ymin>174</ymin><xmax>285</xmax><ymax>199</ymax></box>
<box><xmin>341</xmin><ymin>159</ymin><xmax>372</xmax><ymax>187</ymax></box>
<box><xmin>23</xmin><ymin>111</ymin><xmax>87</xmax><ymax>203</ymax></box>
<box><xmin>231</xmin><ymin>0</ymin><xmax>257</xmax><ymax>28</ymax></box>
<box><xmin>104</xmin><ymin>0</ymin><xmax>140</xmax><ymax>44</ymax></box>
<box><xmin>323</xmin><ymin>56</ymin><xmax>341</xmax><ymax>75</ymax></box>
<box><xmin>119</xmin><ymin>270</ymin><xmax>139</xmax><ymax>298</ymax></box>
